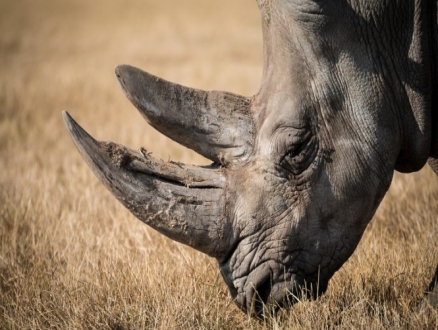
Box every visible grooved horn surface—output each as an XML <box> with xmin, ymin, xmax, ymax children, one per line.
<box><xmin>115</xmin><ymin>64</ymin><xmax>254</xmax><ymax>165</ymax></box>
<box><xmin>62</xmin><ymin>111</ymin><xmax>231</xmax><ymax>259</ymax></box>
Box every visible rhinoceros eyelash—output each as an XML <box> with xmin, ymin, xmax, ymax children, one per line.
<box><xmin>286</xmin><ymin>143</ymin><xmax>305</xmax><ymax>158</ymax></box>
<box><xmin>280</xmin><ymin>145</ymin><xmax>300</xmax><ymax>162</ymax></box>
<box><xmin>279</xmin><ymin>136</ymin><xmax>315</xmax><ymax>175</ymax></box>
<box><xmin>281</xmin><ymin>131</ymin><xmax>312</xmax><ymax>159</ymax></box>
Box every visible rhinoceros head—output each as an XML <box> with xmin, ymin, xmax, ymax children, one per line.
<box><xmin>63</xmin><ymin>0</ymin><xmax>437</xmax><ymax>317</ymax></box>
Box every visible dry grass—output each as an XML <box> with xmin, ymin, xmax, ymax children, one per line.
<box><xmin>0</xmin><ymin>0</ymin><xmax>437</xmax><ymax>328</ymax></box>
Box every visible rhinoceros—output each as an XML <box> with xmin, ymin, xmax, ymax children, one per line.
<box><xmin>63</xmin><ymin>0</ymin><xmax>438</xmax><ymax>317</ymax></box>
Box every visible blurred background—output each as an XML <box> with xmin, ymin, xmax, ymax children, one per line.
<box><xmin>0</xmin><ymin>0</ymin><xmax>437</xmax><ymax>328</ymax></box>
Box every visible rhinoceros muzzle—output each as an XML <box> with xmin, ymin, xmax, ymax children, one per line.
<box><xmin>220</xmin><ymin>253</ymin><xmax>327</xmax><ymax>317</ymax></box>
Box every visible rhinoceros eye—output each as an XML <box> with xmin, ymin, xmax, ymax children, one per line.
<box><xmin>280</xmin><ymin>131</ymin><xmax>316</xmax><ymax>175</ymax></box>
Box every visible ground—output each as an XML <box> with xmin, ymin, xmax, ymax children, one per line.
<box><xmin>0</xmin><ymin>0</ymin><xmax>437</xmax><ymax>328</ymax></box>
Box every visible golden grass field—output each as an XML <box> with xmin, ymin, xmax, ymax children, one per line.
<box><xmin>0</xmin><ymin>0</ymin><xmax>437</xmax><ymax>328</ymax></box>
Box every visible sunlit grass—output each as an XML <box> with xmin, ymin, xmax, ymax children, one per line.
<box><xmin>0</xmin><ymin>0</ymin><xmax>437</xmax><ymax>328</ymax></box>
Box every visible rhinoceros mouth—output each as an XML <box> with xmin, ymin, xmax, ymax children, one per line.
<box><xmin>248</xmin><ymin>275</ymin><xmax>326</xmax><ymax>318</ymax></box>
<box><xmin>241</xmin><ymin>273</ymin><xmax>305</xmax><ymax>317</ymax></box>
<box><xmin>224</xmin><ymin>256</ymin><xmax>328</xmax><ymax>317</ymax></box>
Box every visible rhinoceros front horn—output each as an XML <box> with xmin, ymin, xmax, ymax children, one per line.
<box><xmin>62</xmin><ymin>111</ymin><xmax>232</xmax><ymax>259</ymax></box>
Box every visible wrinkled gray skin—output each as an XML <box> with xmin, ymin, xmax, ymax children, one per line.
<box><xmin>63</xmin><ymin>0</ymin><xmax>438</xmax><ymax>317</ymax></box>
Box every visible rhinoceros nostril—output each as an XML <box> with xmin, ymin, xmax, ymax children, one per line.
<box><xmin>254</xmin><ymin>277</ymin><xmax>272</xmax><ymax>317</ymax></box>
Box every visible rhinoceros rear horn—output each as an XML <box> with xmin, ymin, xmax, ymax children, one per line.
<box><xmin>62</xmin><ymin>111</ymin><xmax>231</xmax><ymax>259</ymax></box>
<box><xmin>115</xmin><ymin>64</ymin><xmax>254</xmax><ymax>165</ymax></box>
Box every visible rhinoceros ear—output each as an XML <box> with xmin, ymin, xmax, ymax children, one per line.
<box><xmin>115</xmin><ymin>65</ymin><xmax>254</xmax><ymax>166</ymax></box>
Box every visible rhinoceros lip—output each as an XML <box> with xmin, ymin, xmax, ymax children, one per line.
<box><xmin>250</xmin><ymin>274</ymin><xmax>325</xmax><ymax>318</ymax></box>
<box><xmin>244</xmin><ymin>272</ymin><xmax>305</xmax><ymax>317</ymax></box>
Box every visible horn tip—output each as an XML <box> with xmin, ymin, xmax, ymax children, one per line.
<box><xmin>115</xmin><ymin>64</ymin><xmax>127</xmax><ymax>77</ymax></box>
<box><xmin>114</xmin><ymin>64</ymin><xmax>138</xmax><ymax>79</ymax></box>
<box><xmin>62</xmin><ymin>110</ymin><xmax>99</xmax><ymax>149</ymax></box>
<box><xmin>62</xmin><ymin>110</ymin><xmax>75</xmax><ymax>133</ymax></box>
